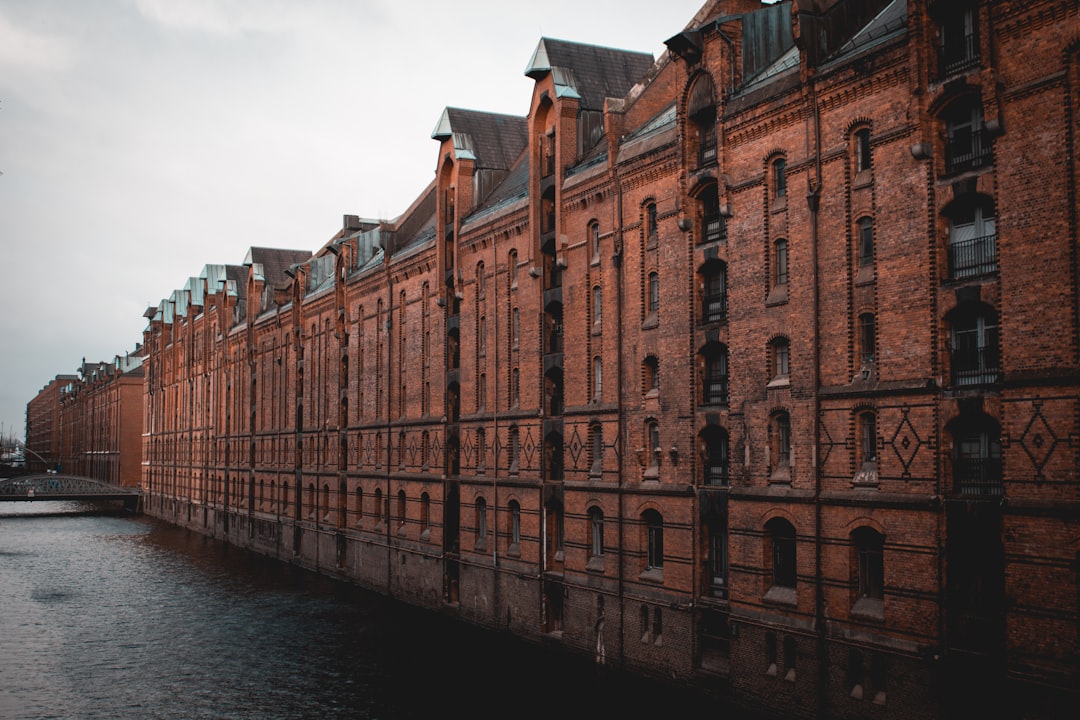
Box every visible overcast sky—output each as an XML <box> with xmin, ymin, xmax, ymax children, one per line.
<box><xmin>0</xmin><ymin>0</ymin><xmax>712</xmax><ymax>439</ymax></box>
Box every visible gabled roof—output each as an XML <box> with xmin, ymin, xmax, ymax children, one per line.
<box><xmin>244</xmin><ymin>247</ymin><xmax>312</xmax><ymax>290</ymax></box>
<box><xmin>464</xmin><ymin>150</ymin><xmax>531</xmax><ymax>225</ymax></box>
<box><xmin>525</xmin><ymin>38</ymin><xmax>654</xmax><ymax>111</ymax></box>
<box><xmin>431</xmin><ymin>108</ymin><xmax>527</xmax><ymax>170</ymax></box>
<box><xmin>828</xmin><ymin>0</ymin><xmax>906</xmax><ymax>63</ymax></box>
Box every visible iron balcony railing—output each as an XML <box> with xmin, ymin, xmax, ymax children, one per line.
<box><xmin>953</xmin><ymin>458</ymin><xmax>1003</xmax><ymax>497</ymax></box>
<box><xmin>703</xmin><ymin>378</ymin><xmax>728</xmax><ymax>406</ymax></box>
<box><xmin>952</xmin><ymin>346</ymin><xmax>1001</xmax><ymax>386</ymax></box>
<box><xmin>939</xmin><ymin>32</ymin><xmax>980</xmax><ymax>79</ymax></box>
<box><xmin>945</xmin><ymin>128</ymin><xmax>992</xmax><ymax>175</ymax></box>
<box><xmin>949</xmin><ymin>233</ymin><xmax>997</xmax><ymax>279</ymax></box>
<box><xmin>703</xmin><ymin>213</ymin><xmax>725</xmax><ymax>244</ymax></box>
<box><xmin>704</xmin><ymin>464</ymin><xmax>728</xmax><ymax>486</ymax></box>
<box><xmin>704</xmin><ymin>295</ymin><xmax>727</xmax><ymax>322</ymax></box>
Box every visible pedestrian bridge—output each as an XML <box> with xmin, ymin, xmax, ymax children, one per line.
<box><xmin>0</xmin><ymin>474</ymin><xmax>141</xmax><ymax>511</ymax></box>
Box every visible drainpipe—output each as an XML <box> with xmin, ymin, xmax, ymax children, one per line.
<box><xmin>490</xmin><ymin>233</ymin><xmax>500</xmax><ymax>625</ymax></box>
<box><xmin>385</xmin><ymin>268</ymin><xmax>394</xmax><ymax>597</ymax></box>
<box><xmin>806</xmin><ymin>70</ymin><xmax>827</xmax><ymax>720</ymax></box>
<box><xmin>614</xmin><ymin>174</ymin><xmax>626</xmax><ymax>666</ymax></box>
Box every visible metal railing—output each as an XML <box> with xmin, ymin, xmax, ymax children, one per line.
<box><xmin>953</xmin><ymin>458</ymin><xmax>1003</xmax><ymax>497</ymax></box>
<box><xmin>949</xmin><ymin>233</ymin><xmax>997</xmax><ymax>279</ymax></box>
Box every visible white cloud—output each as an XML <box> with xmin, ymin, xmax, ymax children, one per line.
<box><xmin>0</xmin><ymin>9</ymin><xmax>74</xmax><ymax>72</ymax></box>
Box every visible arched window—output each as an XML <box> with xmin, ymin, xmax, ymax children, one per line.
<box><xmin>948</xmin><ymin>302</ymin><xmax>1000</xmax><ymax>386</ymax></box>
<box><xmin>774</xmin><ymin>238</ymin><xmax>789</xmax><ymax>286</ymax></box>
<box><xmin>698</xmin><ymin>182</ymin><xmax>725</xmax><ymax>244</ymax></box>
<box><xmin>770</xmin><ymin>337</ymin><xmax>790</xmax><ymax>381</ymax></box>
<box><xmin>643</xmin><ymin>355</ymin><xmax>660</xmax><ymax>395</ymax></box>
<box><xmin>476</xmin><ymin>428</ymin><xmax>487</xmax><ymax>471</ymax></box>
<box><xmin>643</xmin><ymin>509</ymin><xmax>664</xmax><ymax>572</ymax></box>
<box><xmin>475</xmin><ymin>496</ymin><xmax>488</xmax><ymax>547</ymax></box>
<box><xmin>646</xmin><ymin>202</ymin><xmax>658</xmax><ymax>240</ymax></box>
<box><xmin>701</xmin><ymin>259</ymin><xmax>727</xmax><ymax>321</ymax></box>
<box><xmin>688</xmin><ymin>73</ymin><xmax>717</xmax><ymax>168</ymax></box>
<box><xmin>643</xmin><ymin>419</ymin><xmax>661</xmax><ymax>478</ymax></box>
<box><xmin>396</xmin><ymin>489</ymin><xmax>406</xmax><ymax>530</ymax></box>
<box><xmin>705</xmin><ymin>513</ymin><xmax>727</xmax><ymax>595</ymax></box>
<box><xmin>589</xmin><ymin>422</ymin><xmax>604</xmax><ymax>475</ymax></box>
<box><xmin>589</xmin><ymin>506</ymin><xmax>605</xmax><ymax>558</ymax></box>
<box><xmin>508</xmin><ymin>426</ymin><xmax>520</xmax><ymax>474</ymax></box>
<box><xmin>946</xmin><ymin>194</ymin><xmax>997</xmax><ymax>279</ymax></box>
<box><xmin>859</xmin><ymin>313</ymin><xmax>876</xmax><ymax>366</ymax></box>
<box><xmin>772</xmin><ymin>157</ymin><xmax>787</xmax><ymax>199</ymax></box>
<box><xmin>936</xmin><ymin>1</ymin><xmax>980</xmax><ymax>78</ymax></box>
<box><xmin>857</xmin><ymin>216</ymin><xmax>874</xmax><ymax>267</ymax></box>
<box><xmin>420</xmin><ymin>492</ymin><xmax>430</xmax><ymax>538</ymax></box>
<box><xmin>592</xmin><ymin>356</ymin><xmax>603</xmax><ymax>401</ymax></box>
<box><xmin>854</xmin><ymin>127</ymin><xmax>872</xmax><ymax>173</ymax></box>
<box><xmin>508</xmin><ymin>500</ymin><xmax>521</xmax><ymax>549</ymax></box>
<box><xmin>647</xmin><ymin>272</ymin><xmax>660</xmax><ymax>314</ymax></box>
<box><xmin>508</xmin><ymin>249</ymin><xmax>518</xmax><ymax>289</ymax></box>
<box><xmin>949</xmin><ymin>410</ymin><xmax>1002</xmax><ymax>497</ymax></box>
<box><xmin>590</xmin><ymin>221</ymin><xmax>601</xmax><ymax>261</ymax></box>
<box><xmin>374</xmin><ymin>487</ymin><xmax>383</xmax><ymax>525</ymax></box>
<box><xmin>770</xmin><ymin>412</ymin><xmax>792</xmax><ymax>483</ymax></box>
<box><xmin>701</xmin><ymin>426</ymin><xmax>729</xmax><ymax>485</ymax></box>
<box><xmin>943</xmin><ymin>97</ymin><xmax>990</xmax><ymax>174</ymax></box>
<box><xmin>766</xmin><ymin>517</ymin><xmax>797</xmax><ymax>590</ymax></box>
<box><xmin>700</xmin><ymin>342</ymin><xmax>729</xmax><ymax>405</ymax></box>
<box><xmin>858</xmin><ymin>410</ymin><xmax>878</xmax><ymax>469</ymax></box>
<box><xmin>592</xmin><ymin>285</ymin><xmax>602</xmax><ymax>327</ymax></box>
<box><xmin>851</xmin><ymin>527</ymin><xmax>885</xmax><ymax>618</ymax></box>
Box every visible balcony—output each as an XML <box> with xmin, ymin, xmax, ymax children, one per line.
<box><xmin>945</xmin><ymin>128</ymin><xmax>992</xmax><ymax>175</ymax></box>
<box><xmin>702</xmin><ymin>213</ymin><xmax>725</xmax><ymax>244</ymax></box>
<box><xmin>953</xmin><ymin>458</ymin><xmax>1003</xmax><ymax>497</ymax></box>
<box><xmin>938</xmin><ymin>32</ymin><xmax>980</xmax><ymax>79</ymax></box>
<box><xmin>949</xmin><ymin>233</ymin><xmax>997</xmax><ymax>279</ymax></box>
<box><xmin>951</xmin><ymin>346</ymin><xmax>1000</xmax><ymax>387</ymax></box>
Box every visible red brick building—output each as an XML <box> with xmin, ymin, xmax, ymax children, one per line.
<box><xmin>51</xmin><ymin>353</ymin><xmax>145</xmax><ymax>487</ymax></box>
<box><xmin>138</xmin><ymin>2</ymin><xmax>1079</xmax><ymax>717</ymax></box>
<box><xmin>25</xmin><ymin>374</ymin><xmax>78</xmax><ymax>472</ymax></box>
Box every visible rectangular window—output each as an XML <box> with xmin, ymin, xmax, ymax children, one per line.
<box><xmin>775</xmin><ymin>240</ymin><xmax>788</xmax><ymax>286</ymax></box>
<box><xmin>855</xmin><ymin>128</ymin><xmax>871</xmax><ymax>172</ymax></box>
<box><xmin>773</xmin><ymin>159</ymin><xmax>786</xmax><ymax>198</ymax></box>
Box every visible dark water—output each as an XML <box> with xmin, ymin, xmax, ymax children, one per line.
<box><xmin>0</xmin><ymin>502</ymin><xmax>760</xmax><ymax>720</ymax></box>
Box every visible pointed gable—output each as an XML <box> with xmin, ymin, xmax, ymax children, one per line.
<box><xmin>431</xmin><ymin>107</ymin><xmax>527</xmax><ymax>171</ymax></box>
<box><xmin>525</xmin><ymin>38</ymin><xmax>655</xmax><ymax>111</ymax></box>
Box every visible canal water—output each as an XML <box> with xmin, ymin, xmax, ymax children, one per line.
<box><xmin>0</xmin><ymin>502</ymin><xmax>765</xmax><ymax>720</ymax></box>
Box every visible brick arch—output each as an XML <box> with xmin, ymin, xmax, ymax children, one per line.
<box><xmin>842</xmin><ymin>516</ymin><xmax>886</xmax><ymax>536</ymax></box>
<box><xmin>757</xmin><ymin>506</ymin><xmax>798</xmax><ymax>527</ymax></box>
<box><xmin>842</xmin><ymin>116</ymin><xmax>873</xmax><ymax>139</ymax></box>
<box><xmin>763</xmin><ymin>148</ymin><xmax>786</xmax><ymax>166</ymax></box>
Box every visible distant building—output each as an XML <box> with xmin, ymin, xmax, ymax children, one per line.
<box><xmin>131</xmin><ymin>1</ymin><xmax>1078</xmax><ymax>717</ymax></box>
<box><xmin>28</xmin><ymin>350</ymin><xmax>145</xmax><ymax>487</ymax></box>
<box><xmin>25</xmin><ymin>374</ymin><xmax>78</xmax><ymax>472</ymax></box>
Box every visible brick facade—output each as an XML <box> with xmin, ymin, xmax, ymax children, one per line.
<box><xmin>122</xmin><ymin>2</ymin><xmax>1080</xmax><ymax>717</ymax></box>
<box><xmin>28</xmin><ymin>352</ymin><xmax>145</xmax><ymax>486</ymax></box>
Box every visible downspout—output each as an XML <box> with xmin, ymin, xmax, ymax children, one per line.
<box><xmin>613</xmin><ymin>174</ymin><xmax>626</xmax><ymax>667</ymax></box>
<box><xmin>491</xmin><ymin>232</ymin><xmax>500</xmax><ymax>625</ymax></box>
<box><xmin>385</xmin><ymin>267</ymin><xmax>394</xmax><ymax>597</ymax></box>
<box><xmin>806</xmin><ymin>69</ymin><xmax>827</xmax><ymax>720</ymax></box>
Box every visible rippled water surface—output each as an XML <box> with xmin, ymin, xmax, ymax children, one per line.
<box><xmin>0</xmin><ymin>502</ymin><xmax>760</xmax><ymax>720</ymax></box>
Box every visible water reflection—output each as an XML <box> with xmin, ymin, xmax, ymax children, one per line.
<box><xmin>0</xmin><ymin>507</ymin><xmax>760</xmax><ymax>720</ymax></box>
